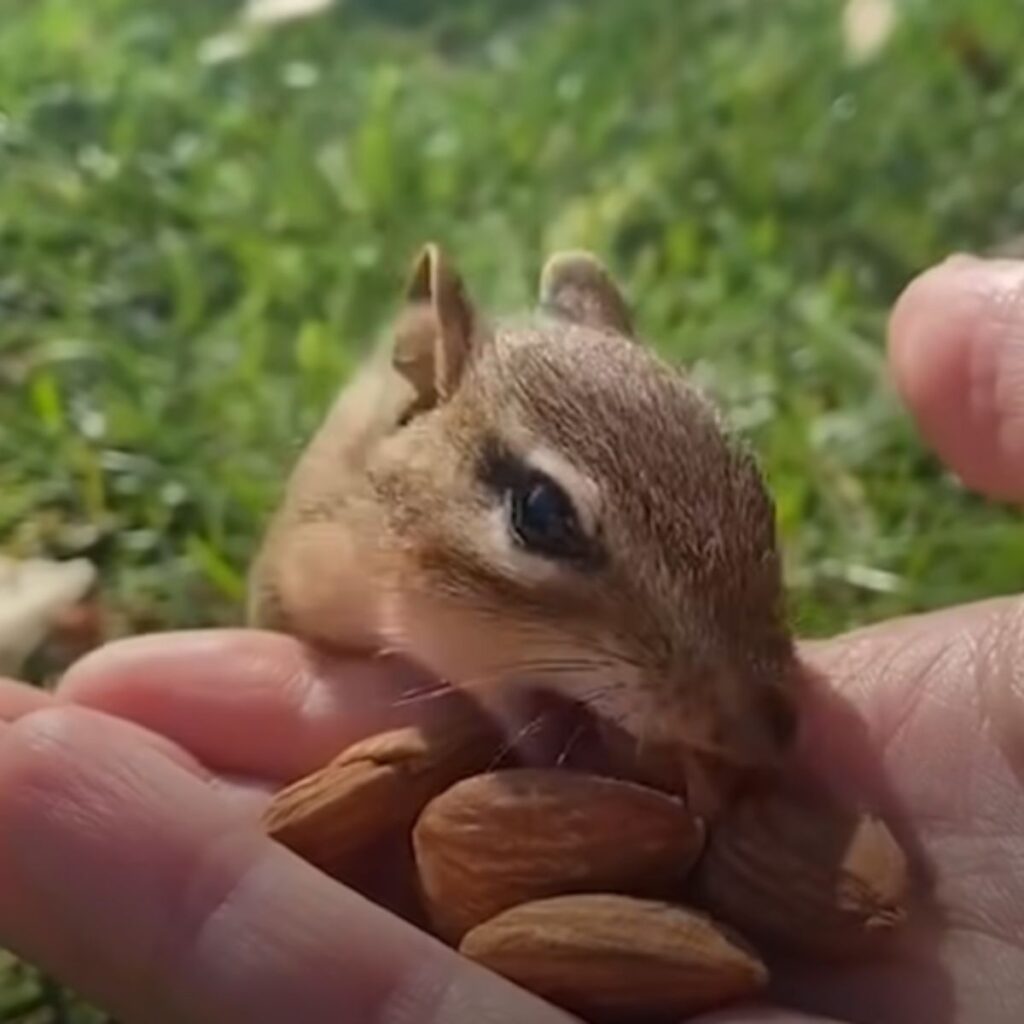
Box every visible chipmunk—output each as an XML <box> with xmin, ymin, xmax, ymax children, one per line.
<box><xmin>248</xmin><ymin>245</ymin><xmax>800</xmax><ymax>815</ymax></box>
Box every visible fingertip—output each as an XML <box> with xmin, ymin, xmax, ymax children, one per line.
<box><xmin>886</xmin><ymin>258</ymin><xmax>963</xmax><ymax>418</ymax></box>
<box><xmin>887</xmin><ymin>255</ymin><xmax>1024</xmax><ymax>501</ymax></box>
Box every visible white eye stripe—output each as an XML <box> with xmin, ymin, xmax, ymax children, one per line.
<box><xmin>482</xmin><ymin>503</ymin><xmax>569</xmax><ymax>584</ymax></box>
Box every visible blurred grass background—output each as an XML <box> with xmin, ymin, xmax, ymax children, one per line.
<box><xmin>2</xmin><ymin>0</ymin><xmax>1024</xmax><ymax>1018</ymax></box>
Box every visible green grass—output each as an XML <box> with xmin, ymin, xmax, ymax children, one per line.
<box><xmin>2</xmin><ymin>0</ymin><xmax>1024</xmax><ymax>1018</ymax></box>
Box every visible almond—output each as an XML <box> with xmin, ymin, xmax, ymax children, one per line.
<box><xmin>695</xmin><ymin>786</ymin><xmax>909</xmax><ymax>959</ymax></box>
<box><xmin>262</xmin><ymin>703</ymin><xmax>503</xmax><ymax>876</ymax></box>
<box><xmin>413</xmin><ymin>768</ymin><xmax>704</xmax><ymax>942</ymax></box>
<box><xmin>460</xmin><ymin>893</ymin><xmax>768</xmax><ymax>1022</ymax></box>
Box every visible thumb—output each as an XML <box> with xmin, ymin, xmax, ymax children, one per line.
<box><xmin>888</xmin><ymin>254</ymin><xmax>1024</xmax><ymax>501</ymax></box>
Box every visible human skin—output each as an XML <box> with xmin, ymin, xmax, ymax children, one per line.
<box><xmin>1</xmin><ymin>254</ymin><xmax>1023</xmax><ymax>1023</ymax></box>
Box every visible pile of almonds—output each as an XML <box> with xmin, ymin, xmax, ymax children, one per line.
<box><xmin>262</xmin><ymin>702</ymin><xmax>911</xmax><ymax>1022</ymax></box>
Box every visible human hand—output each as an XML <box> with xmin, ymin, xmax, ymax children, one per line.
<box><xmin>0</xmin><ymin>644</ymin><xmax>582</xmax><ymax>1024</ymax></box>
<box><xmin>769</xmin><ymin>253</ymin><xmax>1024</xmax><ymax>1023</ymax></box>
<box><xmin>2</xmin><ymin>254</ymin><xmax>1024</xmax><ymax>1024</ymax></box>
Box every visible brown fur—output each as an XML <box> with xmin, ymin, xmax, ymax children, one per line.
<box><xmin>249</xmin><ymin>246</ymin><xmax>799</xmax><ymax>790</ymax></box>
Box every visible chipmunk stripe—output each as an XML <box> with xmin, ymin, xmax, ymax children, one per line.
<box><xmin>475</xmin><ymin>435</ymin><xmax>605</xmax><ymax>570</ymax></box>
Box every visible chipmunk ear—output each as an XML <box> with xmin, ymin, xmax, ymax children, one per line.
<box><xmin>539</xmin><ymin>251</ymin><xmax>635</xmax><ymax>339</ymax></box>
<box><xmin>392</xmin><ymin>243</ymin><xmax>478</xmax><ymax>407</ymax></box>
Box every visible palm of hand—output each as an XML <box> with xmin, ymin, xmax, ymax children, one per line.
<box><xmin>2</xmin><ymin>600</ymin><xmax>1022</xmax><ymax>1024</ymax></box>
<box><xmin>774</xmin><ymin>599</ymin><xmax>1024</xmax><ymax>1024</ymax></box>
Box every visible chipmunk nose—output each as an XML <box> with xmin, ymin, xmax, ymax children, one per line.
<box><xmin>690</xmin><ymin>657</ymin><xmax>799</xmax><ymax>764</ymax></box>
<box><xmin>757</xmin><ymin>677</ymin><xmax>799</xmax><ymax>748</ymax></box>
<box><xmin>730</xmin><ymin>666</ymin><xmax>799</xmax><ymax>758</ymax></box>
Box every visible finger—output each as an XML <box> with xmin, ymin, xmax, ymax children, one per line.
<box><xmin>888</xmin><ymin>254</ymin><xmax>1024</xmax><ymax>501</ymax></box>
<box><xmin>0</xmin><ymin>706</ymin><xmax>575</xmax><ymax>1024</ymax></box>
<box><xmin>0</xmin><ymin>677</ymin><xmax>53</xmax><ymax>721</ymax></box>
<box><xmin>58</xmin><ymin>630</ymin><xmax>449</xmax><ymax>782</ymax></box>
<box><xmin>2</xmin><ymin>684</ymin><xmax>271</xmax><ymax>814</ymax></box>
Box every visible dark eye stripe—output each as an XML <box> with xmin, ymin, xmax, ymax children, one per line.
<box><xmin>476</xmin><ymin>435</ymin><xmax>603</xmax><ymax>569</ymax></box>
<box><xmin>477</xmin><ymin>435</ymin><xmax>535</xmax><ymax>496</ymax></box>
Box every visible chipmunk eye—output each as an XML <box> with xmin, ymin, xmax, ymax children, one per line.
<box><xmin>507</xmin><ymin>474</ymin><xmax>584</xmax><ymax>559</ymax></box>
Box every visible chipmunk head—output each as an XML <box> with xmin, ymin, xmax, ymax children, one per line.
<box><xmin>362</xmin><ymin>244</ymin><xmax>800</xmax><ymax>800</ymax></box>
